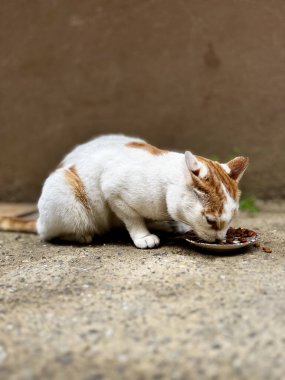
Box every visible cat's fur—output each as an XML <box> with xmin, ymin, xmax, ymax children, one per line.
<box><xmin>0</xmin><ymin>134</ymin><xmax>249</xmax><ymax>248</ymax></box>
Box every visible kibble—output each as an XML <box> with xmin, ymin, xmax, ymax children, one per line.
<box><xmin>262</xmin><ymin>246</ymin><xmax>272</xmax><ymax>253</ymax></box>
<box><xmin>226</xmin><ymin>227</ymin><xmax>257</xmax><ymax>243</ymax></box>
<box><xmin>186</xmin><ymin>227</ymin><xmax>257</xmax><ymax>245</ymax></box>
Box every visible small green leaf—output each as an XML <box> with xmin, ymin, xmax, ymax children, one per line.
<box><xmin>239</xmin><ymin>195</ymin><xmax>258</xmax><ymax>213</ymax></box>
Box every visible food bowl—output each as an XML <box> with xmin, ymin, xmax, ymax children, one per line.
<box><xmin>185</xmin><ymin>228</ymin><xmax>258</xmax><ymax>252</ymax></box>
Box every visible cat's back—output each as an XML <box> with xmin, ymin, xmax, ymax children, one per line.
<box><xmin>63</xmin><ymin>134</ymin><xmax>145</xmax><ymax>164</ymax></box>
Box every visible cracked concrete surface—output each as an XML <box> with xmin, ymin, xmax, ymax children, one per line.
<box><xmin>0</xmin><ymin>205</ymin><xmax>284</xmax><ymax>380</ymax></box>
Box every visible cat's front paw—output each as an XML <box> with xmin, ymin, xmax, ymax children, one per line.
<box><xmin>134</xmin><ymin>234</ymin><xmax>160</xmax><ymax>249</ymax></box>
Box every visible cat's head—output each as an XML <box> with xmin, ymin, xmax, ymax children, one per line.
<box><xmin>180</xmin><ymin>152</ymin><xmax>249</xmax><ymax>242</ymax></box>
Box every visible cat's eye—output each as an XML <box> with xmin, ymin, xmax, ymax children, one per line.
<box><xmin>206</xmin><ymin>216</ymin><xmax>218</xmax><ymax>229</ymax></box>
<box><xmin>206</xmin><ymin>216</ymin><xmax>216</xmax><ymax>225</ymax></box>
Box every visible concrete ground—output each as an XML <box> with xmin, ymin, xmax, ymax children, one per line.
<box><xmin>0</xmin><ymin>203</ymin><xmax>284</xmax><ymax>380</ymax></box>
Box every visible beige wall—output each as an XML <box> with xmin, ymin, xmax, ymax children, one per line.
<box><xmin>0</xmin><ymin>0</ymin><xmax>285</xmax><ymax>201</ymax></box>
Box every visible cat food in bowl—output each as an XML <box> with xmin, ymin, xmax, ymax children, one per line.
<box><xmin>185</xmin><ymin>227</ymin><xmax>258</xmax><ymax>252</ymax></box>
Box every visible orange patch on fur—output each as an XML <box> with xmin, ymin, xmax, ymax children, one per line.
<box><xmin>193</xmin><ymin>156</ymin><xmax>239</xmax><ymax>215</ymax></box>
<box><xmin>126</xmin><ymin>141</ymin><xmax>167</xmax><ymax>155</ymax></box>
<box><xmin>64</xmin><ymin>166</ymin><xmax>90</xmax><ymax>211</ymax></box>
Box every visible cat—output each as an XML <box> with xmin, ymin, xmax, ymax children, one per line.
<box><xmin>0</xmin><ymin>134</ymin><xmax>249</xmax><ymax>248</ymax></box>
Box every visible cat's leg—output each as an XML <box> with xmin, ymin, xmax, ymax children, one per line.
<box><xmin>108</xmin><ymin>198</ymin><xmax>160</xmax><ymax>249</ymax></box>
<box><xmin>37</xmin><ymin>169</ymin><xmax>96</xmax><ymax>244</ymax></box>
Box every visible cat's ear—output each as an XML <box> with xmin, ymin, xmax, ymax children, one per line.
<box><xmin>226</xmin><ymin>156</ymin><xmax>249</xmax><ymax>181</ymax></box>
<box><xmin>185</xmin><ymin>151</ymin><xmax>201</xmax><ymax>177</ymax></box>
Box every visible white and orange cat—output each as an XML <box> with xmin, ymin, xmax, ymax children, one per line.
<box><xmin>0</xmin><ymin>135</ymin><xmax>249</xmax><ymax>248</ymax></box>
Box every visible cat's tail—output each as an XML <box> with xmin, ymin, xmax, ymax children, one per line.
<box><xmin>0</xmin><ymin>216</ymin><xmax>37</xmax><ymax>234</ymax></box>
